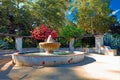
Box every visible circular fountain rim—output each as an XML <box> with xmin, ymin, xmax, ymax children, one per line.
<box><xmin>12</xmin><ymin>51</ymin><xmax>85</xmax><ymax>57</ymax></box>
<box><xmin>39</xmin><ymin>42</ymin><xmax>60</xmax><ymax>44</ymax></box>
<box><xmin>12</xmin><ymin>51</ymin><xmax>85</xmax><ymax>66</ymax></box>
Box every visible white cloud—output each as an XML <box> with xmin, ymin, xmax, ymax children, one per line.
<box><xmin>112</xmin><ymin>9</ymin><xmax>120</xmax><ymax>15</ymax></box>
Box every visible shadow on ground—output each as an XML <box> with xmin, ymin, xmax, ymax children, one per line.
<box><xmin>0</xmin><ymin>54</ymin><xmax>14</xmax><ymax>80</ymax></box>
<box><xmin>38</xmin><ymin>68</ymin><xmax>85</xmax><ymax>80</ymax></box>
<box><xmin>0</xmin><ymin>63</ymin><xmax>14</xmax><ymax>80</ymax></box>
<box><xmin>26</xmin><ymin>56</ymin><xmax>96</xmax><ymax>80</ymax></box>
<box><xmin>53</xmin><ymin>56</ymin><xmax>96</xmax><ymax>67</ymax></box>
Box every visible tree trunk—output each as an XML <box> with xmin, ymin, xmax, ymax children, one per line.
<box><xmin>69</xmin><ymin>38</ymin><xmax>75</xmax><ymax>52</ymax></box>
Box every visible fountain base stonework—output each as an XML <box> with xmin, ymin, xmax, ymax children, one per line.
<box><xmin>12</xmin><ymin>35</ymin><xmax>84</xmax><ymax>66</ymax></box>
<box><xmin>12</xmin><ymin>51</ymin><xmax>84</xmax><ymax>66</ymax></box>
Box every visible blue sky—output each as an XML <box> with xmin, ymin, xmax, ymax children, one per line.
<box><xmin>110</xmin><ymin>0</ymin><xmax>120</xmax><ymax>22</ymax></box>
<box><xmin>110</xmin><ymin>0</ymin><xmax>120</xmax><ymax>10</ymax></box>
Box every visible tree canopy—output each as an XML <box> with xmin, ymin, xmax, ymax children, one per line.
<box><xmin>0</xmin><ymin>0</ymin><xmax>118</xmax><ymax>36</ymax></box>
<box><xmin>59</xmin><ymin>25</ymin><xmax>83</xmax><ymax>40</ymax></box>
<box><xmin>0</xmin><ymin>0</ymin><xmax>68</xmax><ymax>36</ymax></box>
<box><xmin>71</xmin><ymin>0</ymin><xmax>117</xmax><ymax>34</ymax></box>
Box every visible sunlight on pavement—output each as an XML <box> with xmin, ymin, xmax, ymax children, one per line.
<box><xmin>73</xmin><ymin>62</ymin><xmax>120</xmax><ymax>80</ymax></box>
<box><xmin>72</xmin><ymin>54</ymin><xmax>120</xmax><ymax>80</ymax></box>
<box><xmin>0</xmin><ymin>61</ymin><xmax>13</xmax><ymax>71</ymax></box>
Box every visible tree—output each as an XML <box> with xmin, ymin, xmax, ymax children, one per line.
<box><xmin>110</xmin><ymin>23</ymin><xmax>120</xmax><ymax>37</ymax></box>
<box><xmin>0</xmin><ymin>0</ymin><xmax>33</xmax><ymax>35</ymax></box>
<box><xmin>29</xmin><ymin>0</ymin><xmax>68</xmax><ymax>29</ymax></box>
<box><xmin>71</xmin><ymin>0</ymin><xmax>117</xmax><ymax>34</ymax></box>
<box><xmin>0</xmin><ymin>0</ymin><xmax>69</xmax><ymax>36</ymax></box>
<box><xmin>59</xmin><ymin>25</ymin><xmax>83</xmax><ymax>52</ymax></box>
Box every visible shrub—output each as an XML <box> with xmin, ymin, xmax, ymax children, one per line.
<box><xmin>59</xmin><ymin>25</ymin><xmax>83</xmax><ymax>40</ymax></box>
<box><xmin>31</xmin><ymin>24</ymin><xmax>58</xmax><ymax>41</ymax></box>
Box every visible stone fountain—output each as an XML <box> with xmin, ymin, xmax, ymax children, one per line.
<box><xmin>12</xmin><ymin>35</ymin><xmax>85</xmax><ymax>66</ymax></box>
<box><xmin>39</xmin><ymin>35</ymin><xmax>60</xmax><ymax>54</ymax></box>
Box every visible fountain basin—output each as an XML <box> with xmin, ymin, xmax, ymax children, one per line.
<box><xmin>39</xmin><ymin>42</ymin><xmax>61</xmax><ymax>53</ymax></box>
<box><xmin>12</xmin><ymin>51</ymin><xmax>85</xmax><ymax>66</ymax></box>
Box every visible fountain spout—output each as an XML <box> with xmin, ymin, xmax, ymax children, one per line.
<box><xmin>46</xmin><ymin>35</ymin><xmax>55</xmax><ymax>43</ymax></box>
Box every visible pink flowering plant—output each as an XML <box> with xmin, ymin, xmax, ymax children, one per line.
<box><xmin>31</xmin><ymin>24</ymin><xmax>58</xmax><ymax>41</ymax></box>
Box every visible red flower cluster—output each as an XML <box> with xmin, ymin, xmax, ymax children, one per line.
<box><xmin>51</xmin><ymin>30</ymin><xmax>58</xmax><ymax>39</ymax></box>
<box><xmin>31</xmin><ymin>24</ymin><xmax>58</xmax><ymax>40</ymax></box>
